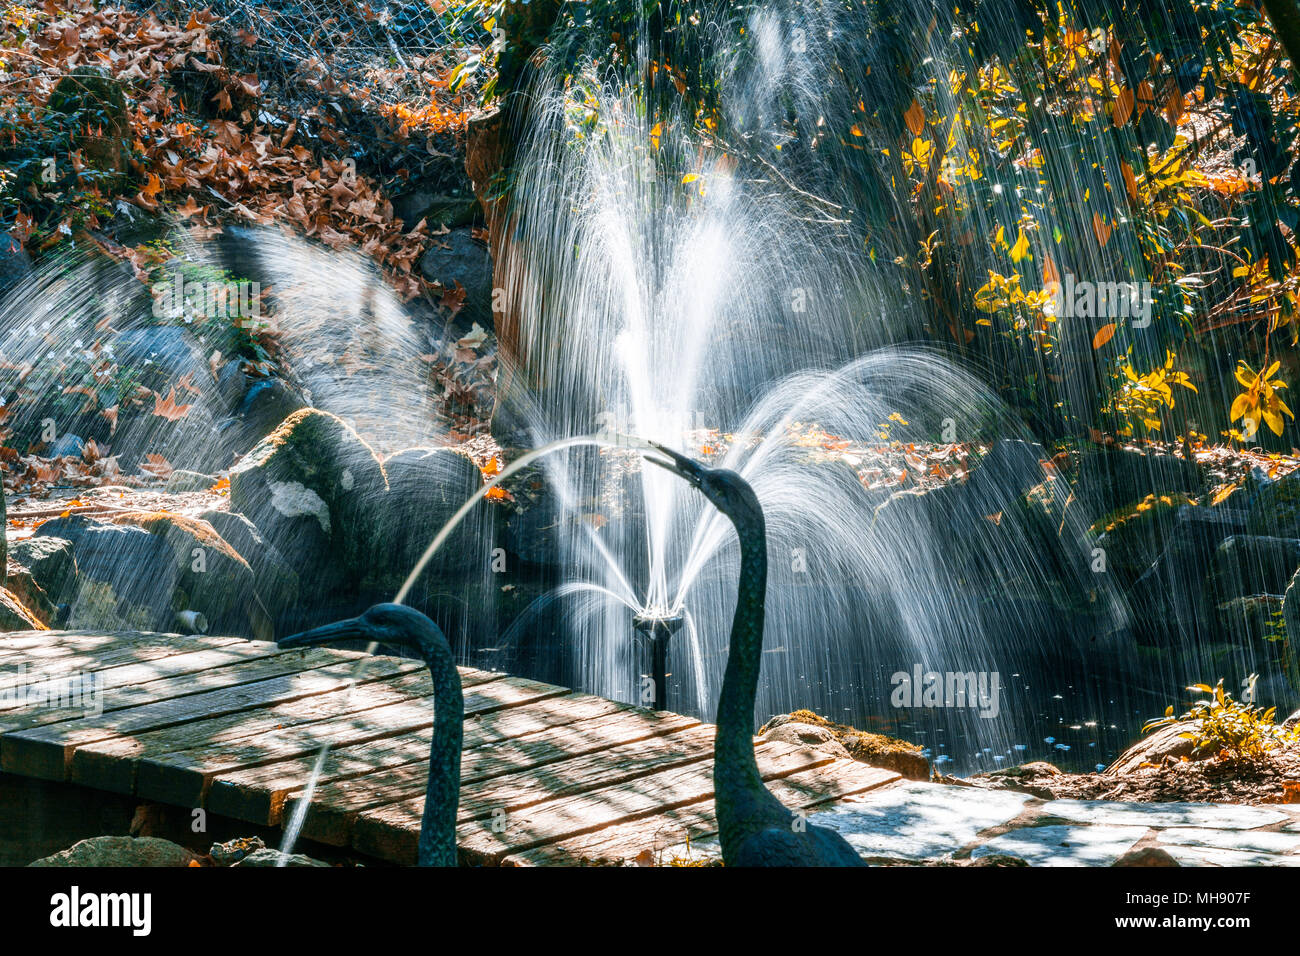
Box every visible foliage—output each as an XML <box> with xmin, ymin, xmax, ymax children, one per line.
<box><xmin>1230</xmin><ymin>358</ymin><xmax>1294</xmax><ymax>438</ymax></box>
<box><xmin>453</xmin><ymin>0</ymin><xmax>1300</xmax><ymax>446</ymax></box>
<box><xmin>1144</xmin><ymin>677</ymin><xmax>1299</xmax><ymax>764</ymax></box>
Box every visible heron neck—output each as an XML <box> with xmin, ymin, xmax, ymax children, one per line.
<box><xmin>418</xmin><ymin>630</ymin><xmax>463</xmax><ymax>867</ymax></box>
<box><xmin>714</xmin><ymin>508</ymin><xmax>776</xmax><ymax>826</ymax></box>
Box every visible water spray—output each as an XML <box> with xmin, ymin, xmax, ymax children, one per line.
<box><xmin>632</xmin><ymin>607</ymin><xmax>685</xmax><ymax>711</ymax></box>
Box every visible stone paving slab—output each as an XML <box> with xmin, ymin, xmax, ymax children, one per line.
<box><xmin>805</xmin><ymin>780</ymin><xmax>1300</xmax><ymax>866</ymax></box>
<box><xmin>1155</xmin><ymin>826</ymin><xmax>1300</xmax><ymax>855</ymax></box>
<box><xmin>808</xmin><ymin>782</ymin><xmax>1031</xmax><ymax>860</ymax></box>
<box><xmin>1159</xmin><ymin>845</ymin><xmax>1300</xmax><ymax>867</ymax></box>
<box><xmin>971</xmin><ymin>825</ymin><xmax>1148</xmax><ymax>866</ymax></box>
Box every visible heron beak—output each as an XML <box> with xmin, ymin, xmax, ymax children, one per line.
<box><xmin>644</xmin><ymin>442</ymin><xmax>705</xmax><ymax>487</ymax></box>
<box><xmin>278</xmin><ymin>616</ymin><xmax>370</xmax><ymax>650</ymax></box>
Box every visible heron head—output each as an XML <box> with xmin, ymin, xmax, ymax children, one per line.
<box><xmin>646</xmin><ymin>442</ymin><xmax>763</xmax><ymax>528</ymax></box>
<box><xmin>279</xmin><ymin>603</ymin><xmax>442</xmax><ymax>655</ymax></box>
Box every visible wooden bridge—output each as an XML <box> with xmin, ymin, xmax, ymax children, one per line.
<box><xmin>0</xmin><ymin>629</ymin><xmax>899</xmax><ymax>865</ymax></box>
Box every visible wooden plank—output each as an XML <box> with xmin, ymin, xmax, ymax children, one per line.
<box><xmin>0</xmin><ymin>631</ymin><xmax>216</xmax><ymax>669</ymax></box>
<box><xmin>293</xmin><ymin>706</ymin><xmax>698</xmax><ymax>845</ymax></box>
<box><xmin>207</xmin><ymin>692</ymin><xmax>631</xmax><ymax>826</ymax></box>
<box><xmin>0</xmin><ymin>649</ymin><xmax>390</xmax><ymax>780</ymax></box>
<box><xmin>0</xmin><ymin>635</ymin><xmax>247</xmax><ymax>693</ymax></box>
<box><xmin>505</xmin><ymin>760</ymin><xmax>902</xmax><ymax>866</ymax></box>
<box><xmin>68</xmin><ymin>661</ymin><xmax>481</xmax><ymax>797</ymax></box>
<box><xmin>351</xmin><ymin>740</ymin><xmax>838</xmax><ymax>865</ymax></box>
<box><xmin>128</xmin><ymin>671</ymin><xmax>536</xmax><ymax>807</ymax></box>
<box><xmin>0</xmin><ymin>641</ymin><xmax>324</xmax><ymax>746</ymax></box>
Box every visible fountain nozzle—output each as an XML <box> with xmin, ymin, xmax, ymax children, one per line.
<box><xmin>633</xmin><ymin>609</ymin><xmax>685</xmax><ymax>712</ymax></box>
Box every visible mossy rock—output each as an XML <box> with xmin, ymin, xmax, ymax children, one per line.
<box><xmin>0</xmin><ymin>586</ymin><xmax>45</xmax><ymax>631</ymax></box>
<box><xmin>46</xmin><ymin>67</ymin><xmax>131</xmax><ymax>179</ymax></box>
<box><xmin>29</xmin><ymin>836</ymin><xmax>196</xmax><ymax>867</ymax></box>
<box><xmin>1092</xmin><ymin>493</ymin><xmax>1195</xmax><ymax>583</ymax></box>
<box><xmin>7</xmin><ymin>536</ymin><xmax>77</xmax><ymax>602</ymax></box>
<box><xmin>759</xmin><ymin>709</ymin><xmax>929</xmax><ymax>780</ymax></box>
<box><xmin>229</xmin><ymin>409</ymin><xmax>388</xmax><ymax>590</ymax></box>
<box><xmin>108</xmin><ymin>511</ymin><xmax>266</xmax><ymax>637</ymax></box>
<box><xmin>1283</xmin><ymin>568</ymin><xmax>1300</xmax><ymax>693</ymax></box>
<box><xmin>1246</xmin><ymin>470</ymin><xmax>1300</xmax><ymax>539</ymax></box>
<box><xmin>367</xmin><ymin>447</ymin><xmax>484</xmax><ymax>595</ymax></box>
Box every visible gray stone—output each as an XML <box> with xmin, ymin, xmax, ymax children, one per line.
<box><xmin>972</xmin><ymin>825</ymin><xmax>1148</xmax><ymax>866</ymax></box>
<box><xmin>1040</xmin><ymin>798</ymin><xmax>1288</xmax><ymax>829</ymax></box>
<box><xmin>197</xmin><ymin>510</ymin><xmax>299</xmax><ymax>617</ymax></box>
<box><xmin>418</xmin><ymin>227</ymin><xmax>493</xmax><ymax>321</ymax></box>
<box><xmin>761</xmin><ymin>722</ymin><xmax>851</xmax><ymax>759</ymax></box>
<box><xmin>29</xmin><ymin>835</ymin><xmax>196</xmax><ymax>867</ymax></box>
<box><xmin>1156</xmin><ymin>827</ymin><xmax>1300</xmax><ymax>855</ymax></box>
<box><xmin>8</xmin><ymin>536</ymin><xmax>77</xmax><ymax>600</ymax></box>
<box><xmin>1213</xmin><ymin>535</ymin><xmax>1300</xmax><ymax>598</ymax></box>
<box><xmin>393</xmin><ymin>189</ymin><xmax>479</xmax><ymax>231</ymax></box>
<box><xmin>111</xmin><ymin>325</ymin><xmax>206</xmax><ymax>390</ymax></box>
<box><xmin>229</xmin><ymin>408</ymin><xmax>387</xmax><ymax>592</ymax></box>
<box><xmin>208</xmin><ymin>835</ymin><xmax>265</xmax><ymax>866</ymax></box>
<box><xmin>232</xmin><ymin>848</ymin><xmax>330</xmax><ymax>867</ymax></box>
<box><xmin>47</xmin><ymin>433</ymin><xmax>85</xmax><ymax>458</ymax></box>
<box><xmin>0</xmin><ymin>230</ymin><xmax>33</xmax><ymax>293</ymax></box>
<box><xmin>1247</xmin><ymin>469</ymin><xmax>1300</xmax><ymax>539</ymax></box>
<box><xmin>164</xmin><ymin>470</ymin><xmax>218</xmax><ymax>493</ymax></box>
<box><xmin>1114</xmin><ymin>846</ymin><xmax>1180</xmax><ymax>866</ymax></box>
<box><xmin>36</xmin><ymin>518</ymin><xmax>177</xmax><ymax>631</ymax></box>
<box><xmin>806</xmin><ymin>781</ymin><xmax>1030</xmax><ymax>860</ymax></box>
<box><xmin>369</xmin><ymin>446</ymin><xmax>484</xmax><ymax>592</ymax></box>
<box><xmin>1159</xmin><ymin>844</ymin><xmax>1300</xmax><ymax>867</ymax></box>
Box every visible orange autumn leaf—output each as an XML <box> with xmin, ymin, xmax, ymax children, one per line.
<box><xmin>1113</xmin><ymin>88</ymin><xmax>1134</xmax><ymax>127</ymax></box>
<box><xmin>152</xmin><ymin>386</ymin><xmax>193</xmax><ymax>421</ymax></box>
<box><xmin>1042</xmin><ymin>256</ymin><xmax>1060</xmax><ymax>287</ymax></box>
<box><xmin>1092</xmin><ymin>212</ymin><xmax>1114</xmax><ymax>247</ymax></box>
<box><xmin>903</xmin><ymin>99</ymin><xmax>925</xmax><ymax>137</ymax></box>
<box><xmin>484</xmin><ymin>485</ymin><xmax>512</xmax><ymax>501</ymax></box>
<box><xmin>1121</xmin><ymin>161</ymin><xmax>1137</xmax><ymax>202</ymax></box>
<box><xmin>1092</xmin><ymin>322</ymin><xmax>1117</xmax><ymax>350</ymax></box>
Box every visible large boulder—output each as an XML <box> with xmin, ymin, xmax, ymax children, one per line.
<box><xmin>107</xmin><ymin>512</ymin><xmax>265</xmax><ymax>637</ymax></box>
<box><xmin>417</xmin><ymin>227</ymin><xmax>494</xmax><ymax>323</ymax></box>
<box><xmin>1076</xmin><ymin>445</ymin><xmax>1203</xmax><ymax>516</ymax></box>
<box><xmin>197</xmin><ymin>510</ymin><xmax>300</xmax><ymax>619</ymax></box>
<box><xmin>0</xmin><ymin>587</ymin><xmax>45</xmax><ymax>630</ymax></box>
<box><xmin>1212</xmin><ymin>535</ymin><xmax>1300</xmax><ymax>601</ymax></box>
<box><xmin>29</xmin><ymin>836</ymin><xmax>196</xmax><ymax>867</ymax></box>
<box><xmin>368</xmin><ymin>447</ymin><xmax>484</xmax><ymax>595</ymax></box>
<box><xmin>36</xmin><ymin>517</ymin><xmax>176</xmax><ymax>631</ymax></box>
<box><xmin>1246</xmin><ymin>469</ymin><xmax>1300</xmax><ymax>539</ymax></box>
<box><xmin>1130</xmin><ymin>504</ymin><xmax>1250</xmax><ymax>644</ymax></box>
<box><xmin>758</xmin><ymin>710</ymin><xmax>930</xmax><ymax>780</ymax></box>
<box><xmin>1105</xmin><ymin>720</ymin><xmax>1204</xmax><ymax>774</ymax></box>
<box><xmin>229</xmin><ymin>409</ymin><xmax>388</xmax><ymax>594</ymax></box>
<box><xmin>0</xmin><ymin>230</ymin><xmax>32</xmax><ymax>295</ymax></box>
<box><xmin>7</xmin><ymin>536</ymin><xmax>77</xmax><ymax>602</ymax></box>
<box><xmin>1092</xmin><ymin>494</ymin><xmax>1194</xmax><ymax>585</ymax></box>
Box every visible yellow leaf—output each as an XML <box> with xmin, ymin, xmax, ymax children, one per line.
<box><xmin>1009</xmin><ymin>229</ymin><xmax>1030</xmax><ymax>263</ymax></box>
<box><xmin>681</xmin><ymin>173</ymin><xmax>699</xmax><ymax>184</ymax></box>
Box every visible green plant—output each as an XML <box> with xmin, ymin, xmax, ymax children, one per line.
<box><xmin>1144</xmin><ymin>677</ymin><xmax>1299</xmax><ymax>764</ymax></box>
